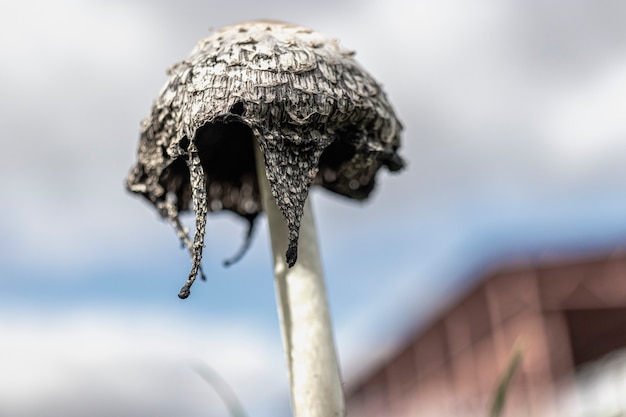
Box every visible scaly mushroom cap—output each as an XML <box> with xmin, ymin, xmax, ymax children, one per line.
<box><xmin>126</xmin><ymin>21</ymin><xmax>404</xmax><ymax>297</ymax></box>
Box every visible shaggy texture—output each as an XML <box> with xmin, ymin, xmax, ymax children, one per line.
<box><xmin>126</xmin><ymin>21</ymin><xmax>404</xmax><ymax>298</ymax></box>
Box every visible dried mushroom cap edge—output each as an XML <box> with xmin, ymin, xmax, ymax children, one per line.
<box><xmin>126</xmin><ymin>21</ymin><xmax>405</xmax><ymax>298</ymax></box>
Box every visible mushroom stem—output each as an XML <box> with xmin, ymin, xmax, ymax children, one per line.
<box><xmin>254</xmin><ymin>144</ymin><xmax>346</xmax><ymax>417</ymax></box>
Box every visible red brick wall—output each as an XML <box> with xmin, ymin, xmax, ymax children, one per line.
<box><xmin>347</xmin><ymin>251</ymin><xmax>626</xmax><ymax>416</ymax></box>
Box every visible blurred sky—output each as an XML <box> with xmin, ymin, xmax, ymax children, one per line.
<box><xmin>2</xmin><ymin>0</ymin><xmax>626</xmax><ymax>416</ymax></box>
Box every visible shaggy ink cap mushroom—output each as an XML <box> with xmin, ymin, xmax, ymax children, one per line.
<box><xmin>126</xmin><ymin>21</ymin><xmax>405</xmax><ymax>299</ymax></box>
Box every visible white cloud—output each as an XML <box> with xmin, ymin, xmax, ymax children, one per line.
<box><xmin>0</xmin><ymin>308</ymin><xmax>288</xmax><ymax>417</ymax></box>
<box><xmin>0</xmin><ymin>0</ymin><xmax>160</xmax><ymax>81</ymax></box>
<box><xmin>541</xmin><ymin>57</ymin><xmax>626</xmax><ymax>164</ymax></box>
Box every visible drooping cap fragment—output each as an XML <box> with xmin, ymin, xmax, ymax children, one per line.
<box><xmin>126</xmin><ymin>21</ymin><xmax>405</xmax><ymax>298</ymax></box>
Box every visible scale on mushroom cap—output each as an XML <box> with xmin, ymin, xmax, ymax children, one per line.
<box><xmin>126</xmin><ymin>21</ymin><xmax>405</xmax><ymax>298</ymax></box>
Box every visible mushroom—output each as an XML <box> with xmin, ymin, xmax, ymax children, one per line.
<box><xmin>126</xmin><ymin>21</ymin><xmax>404</xmax><ymax>417</ymax></box>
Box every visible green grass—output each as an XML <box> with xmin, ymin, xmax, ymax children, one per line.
<box><xmin>490</xmin><ymin>346</ymin><xmax>523</xmax><ymax>417</ymax></box>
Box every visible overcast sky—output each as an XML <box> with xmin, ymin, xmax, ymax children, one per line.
<box><xmin>2</xmin><ymin>0</ymin><xmax>626</xmax><ymax>416</ymax></box>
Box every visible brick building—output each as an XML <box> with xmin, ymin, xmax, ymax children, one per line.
<box><xmin>346</xmin><ymin>248</ymin><xmax>626</xmax><ymax>417</ymax></box>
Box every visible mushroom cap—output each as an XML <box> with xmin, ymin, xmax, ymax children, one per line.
<box><xmin>127</xmin><ymin>21</ymin><xmax>404</xmax><ymax>272</ymax></box>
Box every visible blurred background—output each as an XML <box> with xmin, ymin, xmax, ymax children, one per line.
<box><xmin>1</xmin><ymin>0</ymin><xmax>626</xmax><ymax>416</ymax></box>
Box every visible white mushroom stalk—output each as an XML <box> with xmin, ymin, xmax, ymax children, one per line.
<box><xmin>255</xmin><ymin>145</ymin><xmax>345</xmax><ymax>416</ymax></box>
<box><xmin>126</xmin><ymin>20</ymin><xmax>404</xmax><ymax>417</ymax></box>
